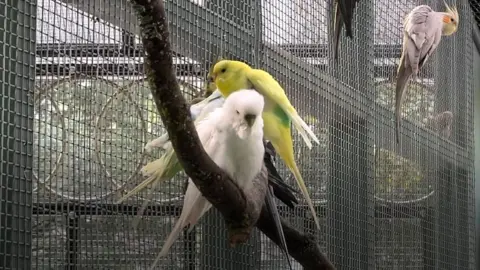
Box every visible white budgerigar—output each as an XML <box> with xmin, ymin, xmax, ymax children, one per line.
<box><xmin>149</xmin><ymin>89</ymin><xmax>265</xmax><ymax>269</ymax></box>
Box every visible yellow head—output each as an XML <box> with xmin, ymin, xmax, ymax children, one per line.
<box><xmin>211</xmin><ymin>60</ymin><xmax>252</xmax><ymax>96</ymax></box>
<box><xmin>441</xmin><ymin>1</ymin><xmax>459</xmax><ymax>36</ymax></box>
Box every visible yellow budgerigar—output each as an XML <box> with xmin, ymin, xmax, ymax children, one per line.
<box><xmin>211</xmin><ymin>60</ymin><xmax>321</xmax><ymax>230</ymax></box>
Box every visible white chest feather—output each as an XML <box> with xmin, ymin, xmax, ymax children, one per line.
<box><xmin>212</xmin><ymin>130</ymin><xmax>264</xmax><ymax>190</ymax></box>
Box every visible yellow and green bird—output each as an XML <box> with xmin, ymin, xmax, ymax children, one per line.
<box><xmin>211</xmin><ymin>60</ymin><xmax>321</xmax><ymax>230</ymax></box>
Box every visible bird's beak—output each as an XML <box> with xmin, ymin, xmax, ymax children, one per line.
<box><xmin>244</xmin><ymin>114</ymin><xmax>256</xmax><ymax>127</ymax></box>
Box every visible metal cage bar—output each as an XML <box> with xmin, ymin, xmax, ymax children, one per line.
<box><xmin>24</xmin><ymin>0</ymin><xmax>479</xmax><ymax>269</ymax></box>
<box><xmin>0</xmin><ymin>0</ymin><xmax>36</xmax><ymax>269</ymax></box>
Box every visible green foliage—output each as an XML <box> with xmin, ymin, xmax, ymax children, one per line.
<box><xmin>375</xmin><ymin>148</ymin><xmax>432</xmax><ymax>201</ymax></box>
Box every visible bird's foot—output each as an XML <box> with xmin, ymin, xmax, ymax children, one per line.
<box><xmin>228</xmin><ymin>227</ymin><xmax>253</xmax><ymax>247</ymax></box>
<box><xmin>144</xmin><ymin>136</ymin><xmax>168</xmax><ymax>152</ymax></box>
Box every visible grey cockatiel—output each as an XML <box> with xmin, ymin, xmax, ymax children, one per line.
<box><xmin>148</xmin><ymin>89</ymin><xmax>266</xmax><ymax>269</ymax></box>
<box><xmin>332</xmin><ymin>0</ymin><xmax>361</xmax><ymax>61</ymax></box>
<box><xmin>395</xmin><ymin>2</ymin><xmax>459</xmax><ymax>144</ymax></box>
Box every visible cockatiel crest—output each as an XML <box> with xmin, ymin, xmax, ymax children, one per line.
<box><xmin>441</xmin><ymin>1</ymin><xmax>459</xmax><ymax>35</ymax></box>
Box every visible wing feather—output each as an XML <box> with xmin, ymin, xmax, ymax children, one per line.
<box><xmin>246</xmin><ymin>69</ymin><xmax>319</xmax><ymax>149</ymax></box>
<box><xmin>403</xmin><ymin>5</ymin><xmax>443</xmax><ymax>73</ymax></box>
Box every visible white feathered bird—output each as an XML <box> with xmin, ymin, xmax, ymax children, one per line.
<box><xmin>116</xmin><ymin>90</ymin><xmax>225</xmax><ymax>228</ymax></box>
<box><xmin>149</xmin><ymin>89</ymin><xmax>265</xmax><ymax>268</ymax></box>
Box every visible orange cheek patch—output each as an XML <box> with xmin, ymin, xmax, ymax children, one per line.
<box><xmin>442</xmin><ymin>16</ymin><xmax>451</xmax><ymax>23</ymax></box>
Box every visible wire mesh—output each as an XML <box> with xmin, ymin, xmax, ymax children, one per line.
<box><xmin>0</xmin><ymin>0</ymin><xmax>475</xmax><ymax>269</ymax></box>
<box><xmin>470</xmin><ymin>0</ymin><xmax>480</xmax><ymax>27</ymax></box>
<box><xmin>0</xmin><ymin>0</ymin><xmax>36</xmax><ymax>269</ymax></box>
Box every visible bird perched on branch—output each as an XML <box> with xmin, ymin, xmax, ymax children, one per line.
<box><xmin>395</xmin><ymin>2</ymin><xmax>459</xmax><ymax>144</ymax></box>
<box><xmin>211</xmin><ymin>59</ymin><xmax>321</xmax><ymax>231</ymax></box>
<box><xmin>117</xmin><ymin>85</ymin><xmax>297</xmax><ymax>268</ymax></box>
<box><xmin>148</xmin><ymin>89</ymin><xmax>266</xmax><ymax>268</ymax></box>
<box><xmin>119</xmin><ymin>90</ymin><xmax>297</xmax><ymax>221</ymax></box>
<box><xmin>332</xmin><ymin>0</ymin><xmax>360</xmax><ymax>61</ymax></box>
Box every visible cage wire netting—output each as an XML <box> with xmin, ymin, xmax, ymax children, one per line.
<box><xmin>0</xmin><ymin>0</ymin><xmax>477</xmax><ymax>269</ymax></box>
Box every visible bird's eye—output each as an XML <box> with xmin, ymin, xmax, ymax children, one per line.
<box><xmin>235</xmin><ymin>110</ymin><xmax>240</xmax><ymax>115</ymax></box>
<box><xmin>450</xmin><ymin>18</ymin><xmax>454</xmax><ymax>22</ymax></box>
<box><xmin>221</xmin><ymin>68</ymin><xmax>227</xmax><ymax>73</ymax></box>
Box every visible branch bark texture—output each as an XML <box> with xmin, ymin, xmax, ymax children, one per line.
<box><xmin>130</xmin><ymin>0</ymin><xmax>335</xmax><ymax>268</ymax></box>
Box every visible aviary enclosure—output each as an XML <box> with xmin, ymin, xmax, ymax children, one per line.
<box><xmin>1</xmin><ymin>0</ymin><xmax>480</xmax><ymax>269</ymax></box>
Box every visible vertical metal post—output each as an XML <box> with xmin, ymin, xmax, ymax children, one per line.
<box><xmin>326</xmin><ymin>0</ymin><xmax>375</xmax><ymax>269</ymax></box>
<box><xmin>65</xmin><ymin>211</ymin><xmax>79</xmax><ymax>270</ymax></box>
<box><xmin>430</xmin><ymin>1</ymin><xmax>448</xmax><ymax>268</ymax></box>
<box><xmin>453</xmin><ymin>5</ymin><xmax>475</xmax><ymax>269</ymax></box>
<box><xmin>0</xmin><ymin>0</ymin><xmax>36</xmax><ymax>269</ymax></box>
<box><xmin>472</xmin><ymin>24</ymin><xmax>480</xmax><ymax>270</ymax></box>
<box><xmin>327</xmin><ymin>112</ymin><xmax>371</xmax><ymax>270</ymax></box>
<box><xmin>431</xmin><ymin>3</ymin><xmax>476</xmax><ymax>269</ymax></box>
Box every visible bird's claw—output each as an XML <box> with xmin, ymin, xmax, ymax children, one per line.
<box><xmin>144</xmin><ymin>136</ymin><xmax>169</xmax><ymax>153</ymax></box>
<box><xmin>228</xmin><ymin>229</ymin><xmax>251</xmax><ymax>247</ymax></box>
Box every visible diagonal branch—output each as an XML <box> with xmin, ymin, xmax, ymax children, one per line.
<box><xmin>256</xmin><ymin>208</ymin><xmax>336</xmax><ymax>269</ymax></box>
<box><xmin>129</xmin><ymin>0</ymin><xmax>335</xmax><ymax>269</ymax></box>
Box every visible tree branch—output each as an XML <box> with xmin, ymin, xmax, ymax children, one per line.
<box><xmin>129</xmin><ymin>0</ymin><xmax>335</xmax><ymax>268</ymax></box>
<box><xmin>256</xmin><ymin>208</ymin><xmax>336</xmax><ymax>269</ymax></box>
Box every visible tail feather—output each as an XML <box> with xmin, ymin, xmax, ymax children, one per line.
<box><xmin>268</xmin><ymin>179</ymin><xmax>299</xmax><ymax>209</ymax></box>
<box><xmin>116</xmin><ymin>150</ymin><xmax>180</xmax><ymax>204</ymax></box>
<box><xmin>339</xmin><ymin>0</ymin><xmax>355</xmax><ymax>39</ymax></box>
<box><xmin>150</xmin><ymin>184</ymin><xmax>211</xmax><ymax>269</ymax></box>
<box><xmin>140</xmin><ymin>157</ymin><xmax>166</xmax><ymax>178</ymax></box>
<box><xmin>289</xmin><ymin>112</ymin><xmax>320</xmax><ymax>149</ymax></box>
<box><xmin>265</xmin><ymin>186</ymin><xmax>293</xmax><ymax>270</ymax></box>
<box><xmin>395</xmin><ymin>59</ymin><xmax>412</xmax><ymax>145</ymax></box>
<box><xmin>333</xmin><ymin>1</ymin><xmax>344</xmax><ymax>61</ymax></box>
<box><xmin>333</xmin><ymin>0</ymin><xmax>359</xmax><ymax>60</ymax></box>
<box><xmin>271</xmin><ymin>136</ymin><xmax>321</xmax><ymax>231</ymax></box>
<box><xmin>131</xmin><ymin>185</ymin><xmax>159</xmax><ymax>229</ymax></box>
<box><xmin>264</xmin><ymin>141</ymin><xmax>298</xmax><ymax>208</ymax></box>
<box><xmin>264</xmin><ymin>147</ymin><xmax>298</xmax><ymax>208</ymax></box>
<box><xmin>289</xmin><ymin>159</ymin><xmax>321</xmax><ymax>230</ymax></box>
<box><xmin>115</xmin><ymin>174</ymin><xmax>160</xmax><ymax>204</ymax></box>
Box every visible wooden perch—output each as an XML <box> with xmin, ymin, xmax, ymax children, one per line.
<box><xmin>256</xmin><ymin>209</ymin><xmax>336</xmax><ymax>269</ymax></box>
<box><xmin>129</xmin><ymin>0</ymin><xmax>335</xmax><ymax>268</ymax></box>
